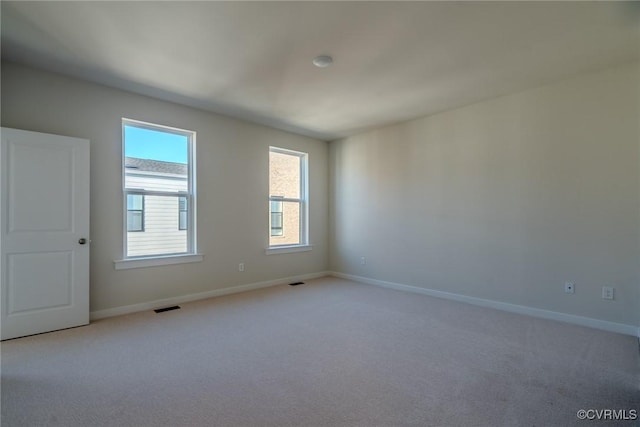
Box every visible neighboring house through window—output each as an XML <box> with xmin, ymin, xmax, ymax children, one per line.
<box><xmin>268</xmin><ymin>147</ymin><xmax>308</xmax><ymax>248</ymax></box>
<box><xmin>270</xmin><ymin>199</ymin><xmax>283</xmax><ymax>236</ymax></box>
<box><xmin>123</xmin><ymin>119</ymin><xmax>196</xmax><ymax>258</ymax></box>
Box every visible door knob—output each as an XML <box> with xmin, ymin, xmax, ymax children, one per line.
<box><xmin>78</xmin><ymin>238</ymin><xmax>87</xmax><ymax>245</ymax></box>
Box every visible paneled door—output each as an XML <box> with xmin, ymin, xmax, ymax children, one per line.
<box><xmin>1</xmin><ymin>127</ymin><xmax>90</xmax><ymax>340</ymax></box>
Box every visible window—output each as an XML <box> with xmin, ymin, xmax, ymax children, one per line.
<box><xmin>270</xmin><ymin>199</ymin><xmax>283</xmax><ymax>236</ymax></box>
<box><xmin>122</xmin><ymin>119</ymin><xmax>196</xmax><ymax>259</ymax></box>
<box><xmin>268</xmin><ymin>147</ymin><xmax>308</xmax><ymax>249</ymax></box>
<box><xmin>178</xmin><ymin>196</ymin><xmax>188</xmax><ymax>230</ymax></box>
<box><xmin>127</xmin><ymin>194</ymin><xmax>144</xmax><ymax>232</ymax></box>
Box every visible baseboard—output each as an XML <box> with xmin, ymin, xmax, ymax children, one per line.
<box><xmin>90</xmin><ymin>271</ymin><xmax>330</xmax><ymax>320</ymax></box>
<box><xmin>330</xmin><ymin>271</ymin><xmax>638</xmax><ymax>337</ymax></box>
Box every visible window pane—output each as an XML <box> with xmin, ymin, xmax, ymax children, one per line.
<box><xmin>271</xmin><ymin>212</ymin><xmax>283</xmax><ymax>236</ymax></box>
<box><xmin>269</xmin><ymin>151</ymin><xmax>300</xmax><ymax>199</ymax></box>
<box><xmin>178</xmin><ymin>196</ymin><xmax>188</xmax><ymax>230</ymax></box>
<box><xmin>127</xmin><ymin>211</ymin><xmax>143</xmax><ymax>232</ymax></box>
<box><xmin>269</xmin><ymin>201</ymin><xmax>300</xmax><ymax>246</ymax></box>
<box><xmin>270</xmin><ymin>200</ymin><xmax>283</xmax><ymax>236</ymax></box>
<box><xmin>124</xmin><ymin>125</ymin><xmax>189</xmax><ymax>190</ymax></box>
<box><xmin>123</xmin><ymin>120</ymin><xmax>194</xmax><ymax>258</ymax></box>
<box><xmin>127</xmin><ymin>194</ymin><xmax>187</xmax><ymax>257</ymax></box>
<box><xmin>271</xmin><ymin>211</ymin><xmax>283</xmax><ymax>228</ymax></box>
<box><xmin>179</xmin><ymin>210</ymin><xmax>188</xmax><ymax>230</ymax></box>
<box><xmin>127</xmin><ymin>194</ymin><xmax>143</xmax><ymax>210</ymax></box>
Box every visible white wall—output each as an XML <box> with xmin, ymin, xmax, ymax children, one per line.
<box><xmin>1</xmin><ymin>62</ymin><xmax>329</xmax><ymax>313</ymax></box>
<box><xmin>3</xmin><ymin>60</ymin><xmax>638</xmax><ymax>331</ymax></box>
<box><xmin>330</xmin><ymin>62</ymin><xmax>640</xmax><ymax>328</ymax></box>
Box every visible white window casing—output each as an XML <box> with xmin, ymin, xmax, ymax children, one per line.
<box><xmin>115</xmin><ymin>118</ymin><xmax>201</xmax><ymax>269</ymax></box>
<box><xmin>268</xmin><ymin>147</ymin><xmax>309</xmax><ymax>253</ymax></box>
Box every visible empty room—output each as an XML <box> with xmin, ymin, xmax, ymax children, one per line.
<box><xmin>1</xmin><ymin>2</ymin><xmax>639</xmax><ymax>426</ymax></box>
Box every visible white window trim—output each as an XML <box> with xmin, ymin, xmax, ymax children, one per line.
<box><xmin>265</xmin><ymin>244</ymin><xmax>313</xmax><ymax>255</ymax></box>
<box><xmin>118</xmin><ymin>118</ymin><xmax>199</xmax><ymax>267</ymax></box>
<box><xmin>114</xmin><ymin>254</ymin><xmax>204</xmax><ymax>270</ymax></box>
<box><xmin>268</xmin><ymin>146</ymin><xmax>309</xmax><ymax>250</ymax></box>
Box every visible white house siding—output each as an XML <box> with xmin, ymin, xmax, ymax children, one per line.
<box><xmin>125</xmin><ymin>172</ymin><xmax>187</xmax><ymax>192</ymax></box>
<box><xmin>126</xmin><ymin>171</ymin><xmax>189</xmax><ymax>257</ymax></box>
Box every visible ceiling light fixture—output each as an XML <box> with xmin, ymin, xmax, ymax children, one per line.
<box><xmin>312</xmin><ymin>55</ymin><xmax>333</xmax><ymax>68</ymax></box>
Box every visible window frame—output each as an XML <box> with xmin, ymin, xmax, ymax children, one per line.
<box><xmin>268</xmin><ymin>147</ymin><xmax>309</xmax><ymax>251</ymax></box>
<box><xmin>120</xmin><ymin>118</ymin><xmax>198</xmax><ymax>264</ymax></box>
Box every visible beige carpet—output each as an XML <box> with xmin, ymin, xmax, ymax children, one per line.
<box><xmin>1</xmin><ymin>277</ymin><xmax>638</xmax><ymax>426</ymax></box>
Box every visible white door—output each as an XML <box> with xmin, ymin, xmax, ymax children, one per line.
<box><xmin>1</xmin><ymin>127</ymin><xmax>90</xmax><ymax>340</ymax></box>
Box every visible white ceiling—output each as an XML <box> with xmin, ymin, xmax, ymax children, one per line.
<box><xmin>2</xmin><ymin>1</ymin><xmax>639</xmax><ymax>141</ymax></box>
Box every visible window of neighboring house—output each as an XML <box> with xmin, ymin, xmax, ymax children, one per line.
<box><xmin>122</xmin><ymin>119</ymin><xmax>197</xmax><ymax>260</ymax></box>
<box><xmin>270</xmin><ymin>199</ymin><xmax>283</xmax><ymax>236</ymax></box>
<box><xmin>127</xmin><ymin>194</ymin><xmax>144</xmax><ymax>232</ymax></box>
<box><xmin>268</xmin><ymin>147</ymin><xmax>308</xmax><ymax>249</ymax></box>
<box><xmin>178</xmin><ymin>196</ymin><xmax>188</xmax><ymax>230</ymax></box>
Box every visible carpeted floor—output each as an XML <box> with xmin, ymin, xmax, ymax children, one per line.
<box><xmin>1</xmin><ymin>277</ymin><xmax>638</xmax><ymax>426</ymax></box>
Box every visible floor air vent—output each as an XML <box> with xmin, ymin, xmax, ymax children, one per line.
<box><xmin>154</xmin><ymin>305</ymin><xmax>181</xmax><ymax>313</ymax></box>
<box><xmin>289</xmin><ymin>282</ymin><xmax>305</xmax><ymax>286</ymax></box>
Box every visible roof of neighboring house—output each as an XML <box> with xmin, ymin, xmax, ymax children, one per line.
<box><xmin>125</xmin><ymin>157</ymin><xmax>187</xmax><ymax>176</ymax></box>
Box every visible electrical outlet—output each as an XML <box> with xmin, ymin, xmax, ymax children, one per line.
<box><xmin>360</xmin><ymin>256</ymin><xmax>366</xmax><ymax>265</ymax></box>
<box><xmin>602</xmin><ymin>286</ymin><xmax>614</xmax><ymax>300</ymax></box>
<box><xmin>239</xmin><ymin>263</ymin><xmax>245</xmax><ymax>272</ymax></box>
<box><xmin>564</xmin><ymin>282</ymin><xmax>575</xmax><ymax>294</ymax></box>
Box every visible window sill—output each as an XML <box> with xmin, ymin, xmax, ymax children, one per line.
<box><xmin>114</xmin><ymin>254</ymin><xmax>204</xmax><ymax>270</ymax></box>
<box><xmin>265</xmin><ymin>245</ymin><xmax>313</xmax><ymax>255</ymax></box>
